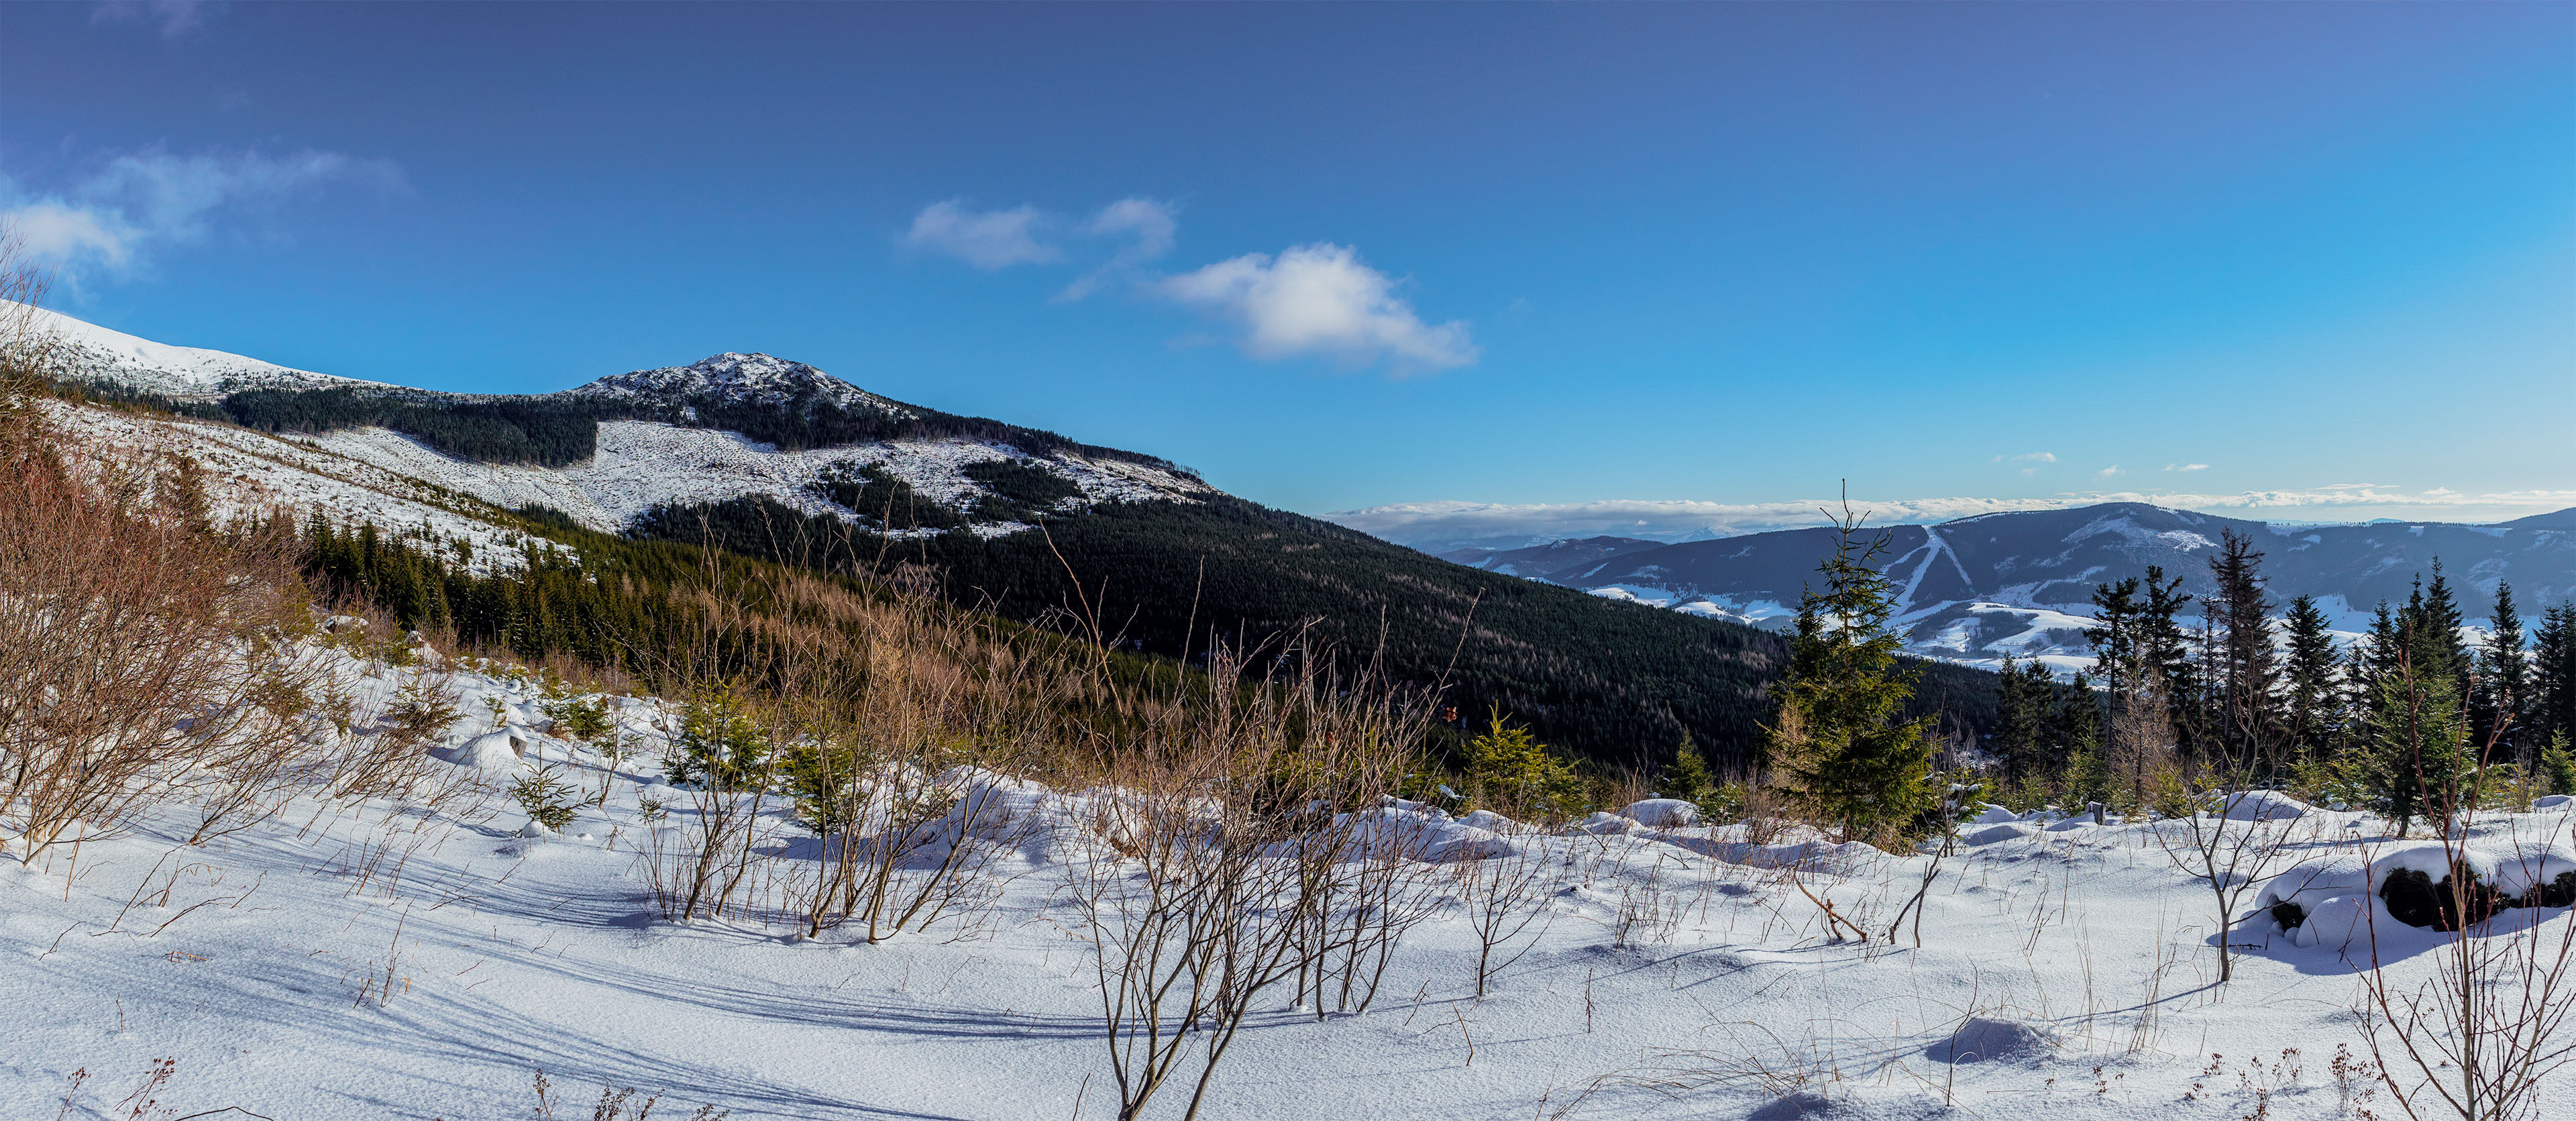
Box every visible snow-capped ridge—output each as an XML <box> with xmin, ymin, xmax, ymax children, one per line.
<box><xmin>13</xmin><ymin>299</ymin><xmax>372</xmax><ymax>399</ymax></box>
<box><xmin>568</xmin><ymin>352</ymin><xmax>912</xmax><ymax>417</ymax></box>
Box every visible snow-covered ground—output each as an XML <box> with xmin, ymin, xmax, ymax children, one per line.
<box><xmin>46</xmin><ymin>401</ymin><xmax>566</xmax><ymax>576</ymax></box>
<box><xmin>9</xmin><ymin>640</ymin><xmax>2573</xmax><ymax>1120</ymax></box>
<box><xmin>12</xmin><ymin>300</ymin><xmax>370</xmax><ymax>398</ymax></box>
<box><xmin>306</xmin><ymin>419</ymin><xmax>1212</xmax><ymax>534</ymax></box>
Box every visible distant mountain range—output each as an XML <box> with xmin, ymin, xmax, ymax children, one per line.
<box><xmin>27</xmin><ymin>303</ymin><xmax>2002</xmax><ymax>765</ymax></box>
<box><xmin>1438</xmin><ymin>504</ymin><xmax>2576</xmax><ymax>671</ymax></box>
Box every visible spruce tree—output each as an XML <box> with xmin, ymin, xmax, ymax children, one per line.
<box><xmin>2204</xmin><ymin>529</ymin><xmax>2282</xmax><ymax>772</ymax></box>
<box><xmin>2471</xmin><ymin>582</ymin><xmax>2529</xmax><ymax>769</ymax></box>
<box><xmin>2281</xmin><ymin>595</ymin><xmax>2341</xmax><ymax>764</ymax></box>
<box><xmin>2412</xmin><ymin>563</ymin><xmax>2470</xmax><ymax>688</ymax></box>
<box><xmin>2135</xmin><ymin>566</ymin><xmax>2200</xmax><ymax>757</ymax></box>
<box><xmin>2542</xmin><ymin>731</ymin><xmax>2576</xmax><ymax>796</ymax></box>
<box><xmin>2058</xmin><ymin>673</ymin><xmax>2111</xmax><ymax>810</ymax></box>
<box><xmin>2086</xmin><ymin>577</ymin><xmax>2140</xmax><ymax>705</ymax></box>
<box><xmin>2535</xmin><ymin>605</ymin><xmax>2576</xmax><ymax>754</ymax></box>
<box><xmin>1765</xmin><ymin>507</ymin><xmax>1937</xmax><ymax>844</ymax></box>
<box><xmin>1992</xmin><ymin>654</ymin><xmax>2045</xmax><ymax>780</ymax></box>
<box><xmin>1657</xmin><ymin>731</ymin><xmax>1717</xmax><ymax>807</ymax></box>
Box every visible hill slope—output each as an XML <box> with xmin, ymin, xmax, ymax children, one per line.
<box><xmin>1490</xmin><ymin>502</ymin><xmax>2576</xmax><ymax>671</ymax></box>
<box><xmin>31</xmin><ymin>307</ymin><xmax>2004</xmax><ymax>766</ymax></box>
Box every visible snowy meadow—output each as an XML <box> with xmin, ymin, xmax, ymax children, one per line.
<box><xmin>7</xmin><ymin>622</ymin><xmax>2575</xmax><ymax>1120</ymax></box>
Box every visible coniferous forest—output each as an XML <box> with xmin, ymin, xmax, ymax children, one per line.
<box><xmin>213</xmin><ymin>380</ymin><xmax>1184</xmax><ymax>470</ymax></box>
<box><xmin>629</xmin><ymin>492</ymin><xmax>2001</xmax><ymax>769</ymax></box>
<box><xmin>1980</xmin><ymin>527</ymin><xmax>2576</xmax><ymax>814</ymax></box>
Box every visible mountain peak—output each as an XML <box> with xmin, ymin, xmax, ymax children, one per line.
<box><xmin>570</xmin><ymin>352</ymin><xmax>912</xmax><ymax>417</ymax></box>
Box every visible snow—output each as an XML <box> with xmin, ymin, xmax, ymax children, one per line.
<box><xmin>568</xmin><ymin>352</ymin><xmax>915</xmax><ymax>418</ymax></box>
<box><xmin>305</xmin><ymin>419</ymin><xmax>1210</xmax><ymax>534</ymax></box>
<box><xmin>13</xmin><ymin>300</ymin><xmax>370</xmax><ymax>398</ymax></box>
<box><xmin>1961</xmin><ymin>822</ymin><xmax>2039</xmax><ymax>845</ymax></box>
<box><xmin>19</xmin><ymin>356</ymin><xmax>2576</xmax><ymax>1116</ymax></box>
<box><xmin>1619</xmin><ymin>798</ymin><xmax>1699</xmax><ymax>827</ymax></box>
<box><xmin>2216</xmin><ymin>790</ymin><xmax>2311</xmax><ymax>821</ymax></box>
<box><xmin>11</xmin><ymin>657</ymin><xmax>2576</xmax><ymax>1120</ymax></box>
<box><xmin>44</xmin><ymin>400</ymin><xmax>570</xmax><ymax>576</ymax></box>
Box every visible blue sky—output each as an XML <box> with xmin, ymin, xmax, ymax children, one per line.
<box><xmin>5</xmin><ymin>2</ymin><xmax>2571</xmax><ymax>537</ymax></box>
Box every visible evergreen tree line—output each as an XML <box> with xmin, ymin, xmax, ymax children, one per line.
<box><xmin>48</xmin><ymin>376</ymin><xmax>232</xmax><ymax>422</ymax></box>
<box><xmin>1984</xmin><ymin>526</ymin><xmax>2576</xmax><ymax>821</ymax></box>
<box><xmin>223</xmin><ymin>388</ymin><xmax>649</xmax><ymax>466</ymax></box>
<box><xmin>215</xmin><ymin>382</ymin><xmax>1185</xmax><ymax>471</ymax></box>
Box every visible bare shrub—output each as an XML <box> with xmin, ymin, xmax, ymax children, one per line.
<box><xmin>1453</xmin><ymin>825</ymin><xmax>1555</xmax><ymax>998</ymax></box>
<box><xmin>1064</xmin><ymin>631</ymin><xmax>1435</xmax><ymax>1121</ymax></box>
<box><xmin>2355</xmin><ymin>656</ymin><xmax>2576</xmax><ymax>1121</ymax></box>
<box><xmin>0</xmin><ymin>403</ymin><xmax>312</xmax><ymax>863</ymax></box>
<box><xmin>2151</xmin><ymin>778</ymin><xmax>2308</xmax><ymax>984</ymax></box>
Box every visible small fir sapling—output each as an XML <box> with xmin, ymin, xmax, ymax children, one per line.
<box><xmin>1461</xmin><ymin>708</ymin><xmax>1585</xmax><ymax>821</ymax></box>
<box><xmin>661</xmin><ymin>685</ymin><xmax>771</xmax><ymax>791</ymax></box>
<box><xmin>511</xmin><ymin>762</ymin><xmax>580</xmax><ymax>832</ymax></box>
<box><xmin>2543</xmin><ymin>732</ymin><xmax>2576</xmax><ymax>796</ymax></box>
<box><xmin>1655</xmin><ymin>732</ymin><xmax>1718</xmax><ymax>812</ymax></box>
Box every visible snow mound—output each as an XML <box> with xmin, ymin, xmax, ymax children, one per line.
<box><xmin>1621</xmin><ymin>798</ymin><xmax>1699</xmax><ymax>827</ymax></box>
<box><xmin>2217</xmin><ymin>790</ymin><xmax>2311</xmax><ymax>821</ymax></box>
<box><xmin>1962</xmin><ymin>823</ymin><xmax>2037</xmax><ymax>847</ymax></box>
<box><xmin>1576</xmin><ymin>812</ymin><xmax>1650</xmax><ymax>837</ymax></box>
<box><xmin>2485</xmin><ymin>846</ymin><xmax>2576</xmax><ymax>902</ymax></box>
<box><xmin>1925</xmin><ymin>1016</ymin><xmax>2057</xmax><ymax>1065</ymax></box>
<box><xmin>2536</xmin><ymin>794</ymin><xmax>2575</xmax><ymax>810</ymax></box>
<box><xmin>1968</xmin><ymin>804</ymin><xmax>2019</xmax><ymax>824</ymax></box>
<box><xmin>2259</xmin><ymin>854</ymin><xmax>2373</xmax><ymax>915</ymax></box>
<box><xmin>441</xmin><ymin>731</ymin><xmax>528</xmax><ymax>771</ymax></box>
<box><xmin>1332</xmin><ymin>805</ymin><xmax>1511</xmax><ymax>861</ymax></box>
<box><xmin>1746</xmin><ymin>1091</ymin><xmax>1844</xmax><ymax>1120</ymax></box>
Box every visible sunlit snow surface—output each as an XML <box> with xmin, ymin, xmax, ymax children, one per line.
<box><xmin>13</xmin><ymin>300</ymin><xmax>370</xmax><ymax>398</ymax></box>
<box><xmin>46</xmin><ymin>401</ymin><xmax>566</xmax><ymax>576</ymax></box>
<box><xmin>305</xmin><ymin>419</ymin><xmax>1211</xmax><ymax>534</ymax></box>
<box><xmin>7</xmin><ymin>639</ymin><xmax>2574</xmax><ymax>1119</ymax></box>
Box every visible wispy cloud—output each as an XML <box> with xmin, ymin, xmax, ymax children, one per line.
<box><xmin>2096</xmin><ymin>466</ymin><xmax>2124</xmax><ymax>480</ymax></box>
<box><xmin>1325</xmin><ymin>487</ymin><xmax>2576</xmax><ymax>551</ymax></box>
<box><xmin>1152</xmin><ymin>243</ymin><xmax>1474</xmax><ymax>374</ymax></box>
<box><xmin>3</xmin><ymin>146</ymin><xmax>404</xmax><ymax>280</ymax></box>
<box><xmin>902</xmin><ymin>200</ymin><xmax>1063</xmax><ymax>270</ymax></box>
<box><xmin>2165</xmin><ymin>462</ymin><xmax>2210</xmax><ymax>472</ymax></box>
<box><xmin>91</xmin><ymin>0</ymin><xmax>213</xmax><ymax>38</ymax></box>
<box><xmin>1059</xmin><ymin>197</ymin><xmax>1177</xmax><ymax>301</ymax></box>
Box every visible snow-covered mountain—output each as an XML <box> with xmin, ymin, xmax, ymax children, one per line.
<box><xmin>1451</xmin><ymin>502</ymin><xmax>2576</xmax><ymax>672</ymax></box>
<box><xmin>566</xmin><ymin>350</ymin><xmax>913</xmax><ymax>417</ymax></box>
<box><xmin>11</xmin><ymin>300</ymin><xmax>371</xmax><ymax>398</ymax></box>
<box><xmin>29</xmin><ymin>306</ymin><xmax>1210</xmax><ymax>536</ymax></box>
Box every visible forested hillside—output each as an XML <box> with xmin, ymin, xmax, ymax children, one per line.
<box><xmin>635</xmin><ymin>493</ymin><xmax>2000</xmax><ymax>767</ymax></box>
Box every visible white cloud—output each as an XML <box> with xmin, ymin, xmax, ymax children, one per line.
<box><xmin>1324</xmin><ymin>487</ymin><xmax>2576</xmax><ymax>552</ymax></box>
<box><xmin>3</xmin><ymin>146</ymin><xmax>402</xmax><ymax>279</ymax></box>
<box><xmin>902</xmin><ymin>200</ymin><xmax>1063</xmax><ymax>269</ymax></box>
<box><xmin>92</xmin><ymin>0</ymin><xmax>210</xmax><ymax>38</ymax></box>
<box><xmin>2008</xmin><ymin>451</ymin><xmax>2056</xmax><ymax>464</ymax></box>
<box><xmin>1152</xmin><ymin>243</ymin><xmax>1474</xmax><ymax>374</ymax></box>
<box><xmin>1059</xmin><ymin>197</ymin><xmax>1177</xmax><ymax>301</ymax></box>
<box><xmin>2165</xmin><ymin>462</ymin><xmax>2210</xmax><ymax>472</ymax></box>
<box><xmin>2096</xmin><ymin>466</ymin><xmax>2124</xmax><ymax>480</ymax></box>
